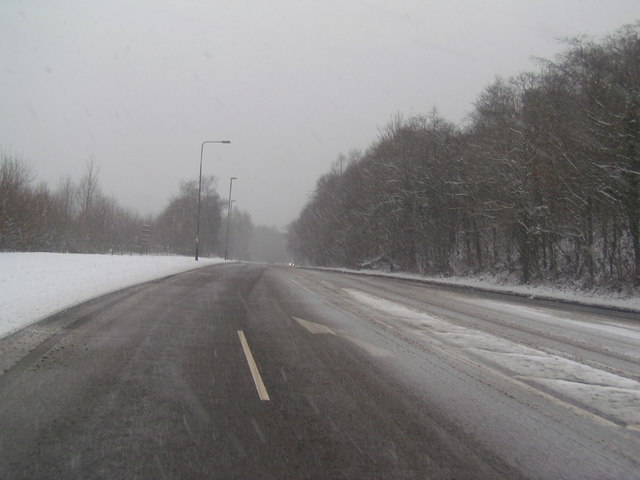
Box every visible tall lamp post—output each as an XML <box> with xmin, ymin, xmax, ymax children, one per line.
<box><xmin>224</xmin><ymin>177</ymin><xmax>237</xmax><ymax>260</ymax></box>
<box><xmin>195</xmin><ymin>140</ymin><xmax>230</xmax><ymax>261</ymax></box>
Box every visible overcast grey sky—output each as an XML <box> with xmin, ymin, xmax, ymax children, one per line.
<box><xmin>2</xmin><ymin>1</ymin><xmax>638</xmax><ymax>228</ymax></box>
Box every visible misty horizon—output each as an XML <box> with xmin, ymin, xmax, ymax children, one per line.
<box><xmin>2</xmin><ymin>1</ymin><xmax>638</xmax><ymax>227</ymax></box>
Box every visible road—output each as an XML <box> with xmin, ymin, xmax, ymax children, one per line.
<box><xmin>0</xmin><ymin>263</ymin><xmax>639</xmax><ymax>479</ymax></box>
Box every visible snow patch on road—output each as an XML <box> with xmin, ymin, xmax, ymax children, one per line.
<box><xmin>322</xmin><ymin>266</ymin><xmax>640</xmax><ymax>312</ymax></box>
<box><xmin>345</xmin><ymin>288</ymin><xmax>640</xmax><ymax>427</ymax></box>
<box><xmin>0</xmin><ymin>252</ymin><xmax>225</xmax><ymax>339</ymax></box>
<box><xmin>470</xmin><ymin>298</ymin><xmax>640</xmax><ymax>343</ymax></box>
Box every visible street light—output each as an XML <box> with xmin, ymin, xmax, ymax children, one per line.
<box><xmin>224</xmin><ymin>177</ymin><xmax>237</xmax><ymax>260</ymax></box>
<box><xmin>195</xmin><ymin>140</ymin><xmax>231</xmax><ymax>261</ymax></box>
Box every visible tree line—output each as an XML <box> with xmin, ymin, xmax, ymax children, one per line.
<box><xmin>0</xmin><ymin>155</ymin><xmax>288</xmax><ymax>262</ymax></box>
<box><xmin>288</xmin><ymin>24</ymin><xmax>640</xmax><ymax>287</ymax></box>
<box><xmin>0</xmin><ymin>157</ymin><xmax>143</xmax><ymax>253</ymax></box>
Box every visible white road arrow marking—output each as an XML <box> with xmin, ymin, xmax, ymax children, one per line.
<box><xmin>292</xmin><ymin>316</ymin><xmax>336</xmax><ymax>335</ymax></box>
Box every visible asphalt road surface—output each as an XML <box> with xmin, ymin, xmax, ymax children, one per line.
<box><xmin>1</xmin><ymin>263</ymin><xmax>639</xmax><ymax>479</ymax></box>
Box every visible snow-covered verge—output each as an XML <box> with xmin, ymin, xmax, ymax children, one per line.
<box><xmin>307</xmin><ymin>266</ymin><xmax>640</xmax><ymax>313</ymax></box>
<box><xmin>0</xmin><ymin>252</ymin><xmax>225</xmax><ymax>339</ymax></box>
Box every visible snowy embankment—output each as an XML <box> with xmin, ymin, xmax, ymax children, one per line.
<box><xmin>0</xmin><ymin>252</ymin><xmax>225</xmax><ymax>339</ymax></box>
